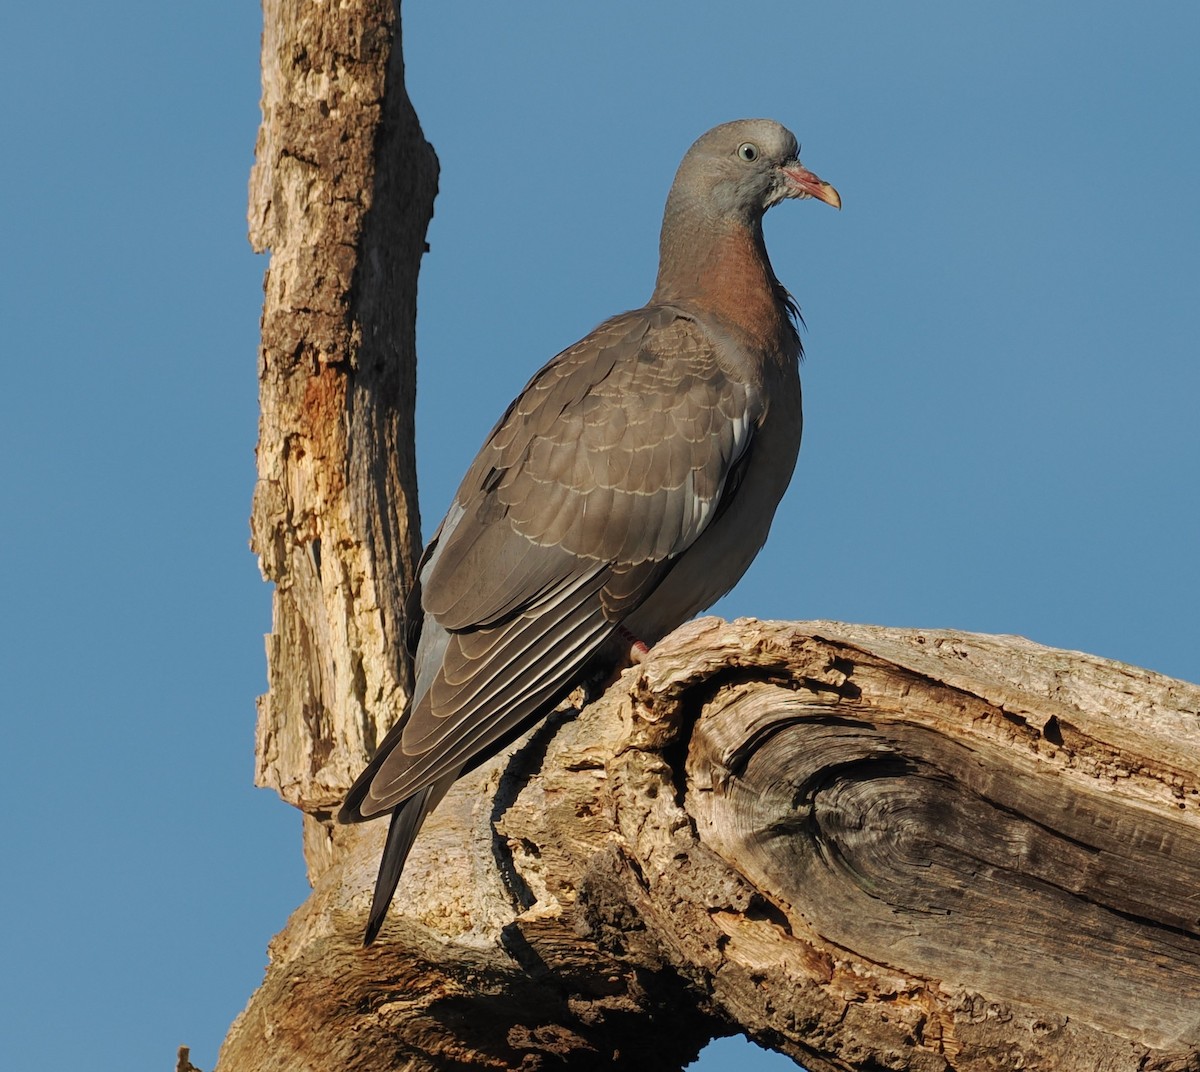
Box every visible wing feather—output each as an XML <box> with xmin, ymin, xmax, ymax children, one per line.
<box><xmin>348</xmin><ymin>303</ymin><xmax>765</xmax><ymax>819</ymax></box>
<box><xmin>361</xmin><ymin>577</ymin><xmax>614</xmax><ymax>812</ymax></box>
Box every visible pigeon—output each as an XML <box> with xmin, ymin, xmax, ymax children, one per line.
<box><xmin>339</xmin><ymin>118</ymin><xmax>840</xmax><ymax>945</ymax></box>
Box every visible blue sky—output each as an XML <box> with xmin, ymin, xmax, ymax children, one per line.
<box><xmin>2</xmin><ymin>3</ymin><xmax>1196</xmax><ymax>1070</ymax></box>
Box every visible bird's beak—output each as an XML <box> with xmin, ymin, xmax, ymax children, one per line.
<box><xmin>781</xmin><ymin>163</ymin><xmax>842</xmax><ymax>209</ymax></box>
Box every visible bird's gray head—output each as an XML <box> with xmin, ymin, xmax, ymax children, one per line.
<box><xmin>666</xmin><ymin>118</ymin><xmax>841</xmax><ymax>226</ymax></box>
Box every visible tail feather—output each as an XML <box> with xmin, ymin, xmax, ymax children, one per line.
<box><xmin>361</xmin><ymin>772</ymin><xmax>457</xmax><ymax>946</ymax></box>
<box><xmin>363</xmin><ymin>788</ymin><xmax>434</xmax><ymax>946</ymax></box>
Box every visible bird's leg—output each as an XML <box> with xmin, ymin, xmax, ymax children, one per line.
<box><xmin>616</xmin><ymin>625</ymin><xmax>650</xmax><ymax>664</ymax></box>
<box><xmin>576</xmin><ymin>627</ymin><xmax>651</xmax><ymax>705</ymax></box>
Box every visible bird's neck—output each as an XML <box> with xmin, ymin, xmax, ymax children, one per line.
<box><xmin>652</xmin><ymin>214</ymin><xmax>792</xmax><ymax>351</ymax></box>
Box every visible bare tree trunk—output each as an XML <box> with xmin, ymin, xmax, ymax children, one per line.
<box><xmin>220</xmin><ymin>2</ymin><xmax>1200</xmax><ymax>1070</ymax></box>
<box><xmin>247</xmin><ymin>0</ymin><xmax>435</xmax><ymax>883</ymax></box>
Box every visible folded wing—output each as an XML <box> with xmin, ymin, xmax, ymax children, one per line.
<box><xmin>342</xmin><ymin>305</ymin><xmax>761</xmax><ymax>820</ymax></box>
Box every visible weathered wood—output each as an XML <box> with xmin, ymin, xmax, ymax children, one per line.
<box><xmin>225</xmin><ymin>2</ymin><xmax>1200</xmax><ymax>1068</ymax></box>
<box><xmin>219</xmin><ymin>618</ymin><xmax>1200</xmax><ymax>1071</ymax></box>
<box><xmin>247</xmin><ymin>0</ymin><xmax>435</xmax><ymax>881</ymax></box>
<box><xmin>680</xmin><ymin>621</ymin><xmax>1200</xmax><ymax>1068</ymax></box>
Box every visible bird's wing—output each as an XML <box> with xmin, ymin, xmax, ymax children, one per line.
<box><xmin>345</xmin><ymin>305</ymin><xmax>763</xmax><ymax>818</ymax></box>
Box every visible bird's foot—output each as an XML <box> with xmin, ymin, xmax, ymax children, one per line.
<box><xmin>617</xmin><ymin>625</ymin><xmax>650</xmax><ymax>664</ymax></box>
<box><xmin>576</xmin><ymin>628</ymin><xmax>651</xmax><ymax>705</ymax></box>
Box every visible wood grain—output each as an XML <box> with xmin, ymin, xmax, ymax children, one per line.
<box><xmin>219</xmin><ymin>618</ymin><xmax>1200</xmax><ymax>1071</ymax></box>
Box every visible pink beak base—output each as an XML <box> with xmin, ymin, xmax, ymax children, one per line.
<box><xmin>783</xmin><ymin>164</ymin><xmax>842</xmax><ymax>209</ymax></box>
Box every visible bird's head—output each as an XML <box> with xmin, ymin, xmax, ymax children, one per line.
<box><xmin>669</xmin><ymin>118</ymin><xmax>841</xmax><ymax>226</ymax></box>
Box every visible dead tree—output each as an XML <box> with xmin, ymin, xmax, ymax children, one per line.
<box><xmin>246</xmin><ymin>0</ymin><xmax>432</xmax><ymax>882</ymax></box>
<box><xmin>219</xmin><ymin>2</ymin><xmax>1200</xmax><ymax>1069</ymax></box>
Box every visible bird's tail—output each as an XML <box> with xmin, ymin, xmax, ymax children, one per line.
<box><xmin>360</xmin><ymin>771</ymin><xmax>457</xmax><ymax>946</ymax></box>
<box><xmin>362</xmin><ymin>789</ymin><xmax>433</xmax><ymax>945</ymax></box>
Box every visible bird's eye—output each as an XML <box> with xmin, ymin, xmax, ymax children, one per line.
<box><xmin>737</xmin><ymin>142</ymin><xmax>759</xmax><ymax>162</ymax></box>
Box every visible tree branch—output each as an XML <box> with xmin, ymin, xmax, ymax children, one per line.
<box><xmin>219</xmin><ymin>618</ymin><xmax>1200</xmax><ymax>1071</ymax></box>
